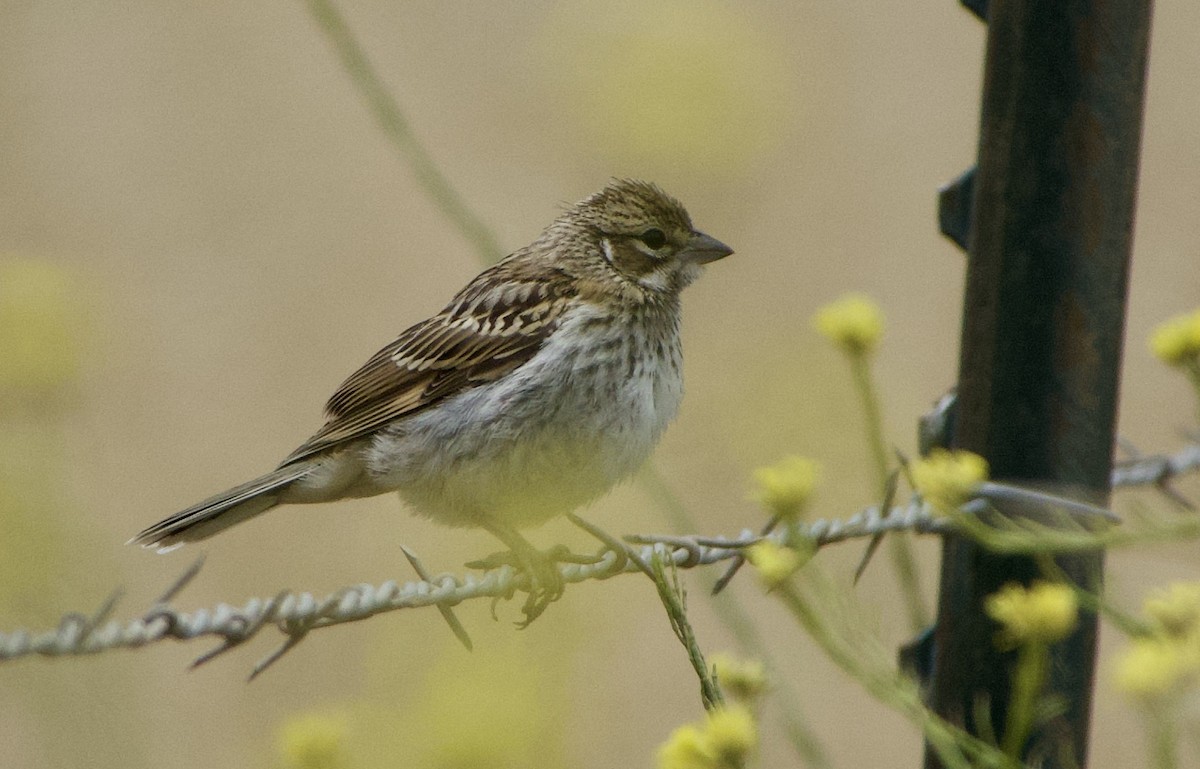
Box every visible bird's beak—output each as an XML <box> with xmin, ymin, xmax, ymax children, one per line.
<box><xmin>680</xmin><ymin>231</ymin><xmax>734</xmax><ymax>265</ymax></box>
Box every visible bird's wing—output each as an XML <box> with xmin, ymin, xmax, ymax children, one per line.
<box><xmin>282</xmin><ymin>265</ymin><xmax>575</xmax><ymax>465</ymax></box>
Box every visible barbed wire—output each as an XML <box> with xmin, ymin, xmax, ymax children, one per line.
<box><xmin>1112</xmin><ymin>437</ymin><xmax>1200</xmax><ymax>507</ymax></box>
<box><xmin>0</xmin><ymin>501</ymin><xmax>948</xmax><ymax>677</ymax></box>
<box><xmin>0</xmin><ymin>440</ymin><xmax>1194</xmax><ymax>678</ymax></box>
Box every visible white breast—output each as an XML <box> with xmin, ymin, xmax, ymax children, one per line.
<box><xmin>363</xmin><ymin>302</ymin><xmax>684</xmax><ymax>529</ymax></box>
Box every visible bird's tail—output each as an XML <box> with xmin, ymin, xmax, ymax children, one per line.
<box><xmin>129</xmin><ymin>464</ymin><xmax>313</xmax><ymax>552</ymax></box>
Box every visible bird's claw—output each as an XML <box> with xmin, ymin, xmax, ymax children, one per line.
<box><xmin>467</xmin><ymin>544</ymin><xmax>588</xmax><ymax>626</ymax></box>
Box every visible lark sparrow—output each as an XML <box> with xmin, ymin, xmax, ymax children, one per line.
<box><xmin>132</xmin><ymin>179</ymin><xmax>732</xmax><ymax>618</ymax></box>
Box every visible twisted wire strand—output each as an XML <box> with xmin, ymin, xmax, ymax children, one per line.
<box><xmin>1</xmin><ymin>440</ymin><xmax>1194</xmax><ymax>676</ymax></box>
<box><xmin>1111</xmin><ymin>440</ymin><xmax>1200</xmax><ymax>492</ymax></box>
<box><xmin>0</xmin><ymin>501</ymin><xmax>946</xmax><ymax>673</ymax></box>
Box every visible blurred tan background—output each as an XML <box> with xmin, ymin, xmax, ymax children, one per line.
<box><xmin>1</xmin><ymin>1</ymin><xmax>1198</xmax><ymax>767</ymax></box>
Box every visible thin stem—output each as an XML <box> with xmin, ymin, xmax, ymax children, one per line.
<box><xmin>771</xmin><ymin>574</ymin><xmax>1006</xmax><ymax>769</ymax></box>
<box><xmin>640</xmin><ymin>466</ymin><xmax>832</xmax><ymax>768</ymax></box>
<box><xmin>1034</xmin><ymin>554</ymin><xmax>1152</xmax><ymax>637</ymax></box>
<box><xmin>848</xmin><ymin>355</ymin><xmax>928</xmax><ymax>630</ymax></box>
<box><xmin>1184</xmin><ymin>357</ymin><xmax>1200</xmax><ymax>424</ymax></box>
<box><xmin>1148</xmin><ymin>709</ymin><xmax>1179</xmax><ymax>769</ymax></box>
<box><xmin>1001</xmin><ymin>641</ymin><xmax>1049</xmax><ymax>759</ymax></box>
<box><xmin>951</xmin><ymin>506</ymin><xmax>1200</xmax><ymax>554</ymax></box>
<box><xmin>711</xmin><ymin>592</ymin><xmax>832</xmax><ymax>768</ymax></box>
<box><xmin>649</xmin><ymin>552</ymin><xmax>724</xmax><ymax>711</ymax></box>
<box><xmin>302</xmin><ymin>0</ymin><xmax>506</xmax><ymax>264</ymax></box>
<box><xmin>849</xmin><ymin>355</ymin><xmax>890</xmax><ymax>485</ymax></box>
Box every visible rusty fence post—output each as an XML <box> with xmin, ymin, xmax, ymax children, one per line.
<box><xmin>925</xmin><ymin>1</ymin><xmax>1154</xmax><ymax>767</ymax></box>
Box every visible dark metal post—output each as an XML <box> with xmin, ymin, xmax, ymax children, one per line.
<box><xmin>925</xmin><ymin>1</ymin><xmax>1153</xmax><ymax>767</ymax></box>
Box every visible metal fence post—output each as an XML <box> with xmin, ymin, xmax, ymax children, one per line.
<box><xmin>925</xmin><ymin>1</ymin><xmax>1154</xmax><ymax>766</ymax></box>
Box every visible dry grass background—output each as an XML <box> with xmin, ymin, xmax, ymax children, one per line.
<box><xmin>1</xmin><ymin>2</ymin><xmax>1197</xmax><ymax>767</ymax></box>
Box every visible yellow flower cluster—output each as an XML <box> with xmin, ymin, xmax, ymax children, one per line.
<box><xmin>813</xmin><ymin>293</ymin><xmax>884</xmax><ymax>355</ymax></box>
<box><xmin>1145</xmin><ymin>582</ymin><xmax>1200</xmax><ymax>638</ymax></box>
<box><xmin>1149</xmin><ymin>309</ymin><xmax>1200</xmax><ymax>367</ymax></box>
<box><xmin>710</xmin><ymin>653</ymin><xmax>768</xmax><ymax>702</ymax></box>
<box><xmin>277</xmin><ymin>712</ymin><xmax>348</xmax><ymax>769</ymax></box>
<box><xmin>745</xmin><ymin>540</ymin><xmax>808</xmax><ymax>590</ymax></box>
<box><xmin>751</xmin><ymin>455</ymin><xmax>819</xmax><ymax>520</ymax></box>
<box><xmin>1115</xmin><ymin>582</ymin><xmax>1200</xmax><ymax>703</ymax></box>
<box><xmin>658</xmin><ymin>704</ymin><xmax>758</xmax><ymax>769</ymax></box>
<box><xmin>911</xmin><ymin>449</ymin><xmax>989</xmax><ymax>511</ymax></box>
<box><xmin>985</xmin><ymin>581</ymin><xmax>1079</xmax><ymax>647</ymax></box>
<box><xmin>1115</xmin><ymin>637</ymin><xmax>1199</xmax><ymax>703</ymax></box>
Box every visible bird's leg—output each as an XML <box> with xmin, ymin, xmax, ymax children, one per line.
<box><xmin>472</xmin><ymin>519</ymin><xmax>571</xmax><ymax>626</ymax></box>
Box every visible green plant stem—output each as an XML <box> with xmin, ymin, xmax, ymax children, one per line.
<box><xmin>640</xmin><ymin>466</ymin><xmax>832</xmax><ymax>768</ymax></box>
<box><xmin>1001</xmin><ymin>641</ymin><xmax>1049</xmax><ymax>759</ymax></box>
<box><xmin>1148</xmin><ymin>710</ymin><xmax>1179</xmax><ymax>769</ymax></box>
<box><xmin>848</xmin><ymin>354</ymin><xmax>927</xmax><ymax>630</ymax></box>
<box><xmin>950</xmin><ymin>506</ymin><xmax>1200</xmax><ymax>553</ymax></box>
<box><xmin>302</xmin><ymin>0</ymin><xmax>506</xmax><ymax>264</ymax></box>
<box><xmin>712</xmin><ymin>593</ymin><xmax>830</xmax><ymax>768</ymax></box>
<box><xmin>772</xmin><ymin>574</ymin><xmax>1007</xmax><ymax>769</ymax></box>
<box><xmin>1034</xmin><ymin>554</ymin><xmax>1152</xmax><ymax>637</ymax></box>
<box><xmin>648</xmin><ymin>552</ymin><xmax>724</xmax><ymax>711</ymax></box>
<box><xmin>848</xmin><ymin>355</ymin><xmax>890</xmax><ymax>488</ymax></box>
<box><xmin>1185</xmin><ymin>357</ymin><xmax>1200</xmax><ymax>424</ymax></box>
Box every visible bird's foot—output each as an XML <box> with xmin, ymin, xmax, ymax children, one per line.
<box><xmin>467</xmin><ymin>544</ymin><xmax>598</xmax><ymax>626</ymax></box>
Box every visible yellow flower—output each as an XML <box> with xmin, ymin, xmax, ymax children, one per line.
<box><xmin>1114</xmin><ymin>636</ymin><xmax>1200</xmax><ymax>703</ymax></box>
<box><xmin>656</xmin><ymin>705</ymin><xmax>759</xmax><ymax>769</ymax></box>
<box><xmin>277</xmin><ymin>712</ymin><xmax>348</xmax><ymax>769</ymax></box>
<box><xmin>911</xmin><ymin>449</ymin><xmax>989</xmax><ymax>511</ymax></box>
<box><xmin>1144</xmin><ymin>582</ymin><xmax>1200</xmax><ymax>639</ymax></box>
<box><xmin>985</xmin><ymin>581</ymin><xmax>1078</xmax><ymax>646</ymax></box>
<box><xmin>1149</xmin><ymin>309</ymin><xmax>1200</xmax><ymax>366</ymax></box>
<box><xmin>705</xmin><ymin>705</ymin><xmax>758</xmax><ymax>765</ymax></box>
<box><xmin>658</xmin><ymin>723</ymin><xmax>716</xmax><ymax>769</ymax></box>
<box><xmin>813</xmin><ymin>293</ymin><xmax>885</xmax><ymax>355</ymax></box>
<box><xmin>710</xmin><ymin>653</ymin><xmax>768</xmax><ymax>701</ymax></box>
<box><xmin>751</xmin><ymin>456</ymin><xmax>820</xmax><ymax>519</ymax></box>
<box><xmin>745</xmin><ymin>541</ymin><xmax>805</xmax><ymax>589</ymax></box>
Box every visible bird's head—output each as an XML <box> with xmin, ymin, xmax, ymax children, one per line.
<box><xmin>544</xmin><ymin>179</ymin><xmax>733</xmax><ymax>299</ymax></box>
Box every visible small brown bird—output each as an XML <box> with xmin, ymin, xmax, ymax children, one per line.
<box><xmin>132</xmin><ymin>179</ymin><xmax>732</xmax><ymax>618</ymax></box>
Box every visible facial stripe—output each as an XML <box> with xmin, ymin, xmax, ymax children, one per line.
<box><xmin>637</xmin><ymin>263</ymin><xmax>674</xmax><ymax>292</ymax></box>
<box><xmin>631</xmin><ymin>240</ymin><xmax>662</xmax><ymax>260</ymax></box>
<box><xmin>601</xmin><ymin>237</ymin><xmax>616</xmax><ymax>265</ymax></box>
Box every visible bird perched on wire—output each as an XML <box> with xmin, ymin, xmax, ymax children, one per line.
<box><xmin>131</xmin><ymin>179</ymin><xmax>733</xmax><ymax>622</ymax></box>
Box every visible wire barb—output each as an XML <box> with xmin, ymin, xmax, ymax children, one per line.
<box><xmin>1111</xmin><ymin>440</ymin><xmax>1200</xmax><ymax>509</ymax></box>
<box><xmin>401</xmin><ymin>545</ymin><xmax>473</xmax><ymax>651</ymax></box>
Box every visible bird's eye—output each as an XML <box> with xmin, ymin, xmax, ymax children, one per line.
<box><xmin>638</xmin><ymin>228</ymin><xmax>667</xmax><ymax>250</ymax></box>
